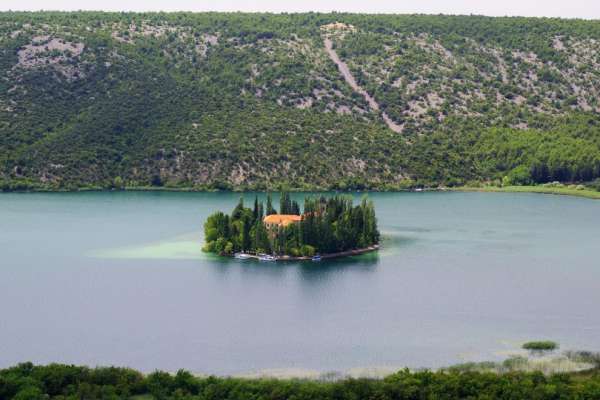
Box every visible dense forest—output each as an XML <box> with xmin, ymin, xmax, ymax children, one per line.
<box><xmin>2</xmin><ymin>12</ymin><xmax>600</xmax><ymax>191</ymax></box>
<box><xmin>203</xmin><ymin>193</ymin><xmax>379</xmax><ymax>256</ymax></box>
<box><xmin>2</xmin><ymin>362</ymin><xmax>600</xmax><ymax>399</ymax></box>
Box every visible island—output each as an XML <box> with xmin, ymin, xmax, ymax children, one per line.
<box><xmin>203</xmin><ymin>193</ymin><xmax>380</xmax><ymax>260</ymax></box>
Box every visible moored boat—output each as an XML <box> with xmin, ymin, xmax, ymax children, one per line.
<box><xmin>234</xmin><ymin>252</ymin><xmax>251</xmax><ymax>259</ymax></box>
<box><xmin>258</xmin><ymin>254</ymin><xmax>276</xmax><ymax>262</ymax></box>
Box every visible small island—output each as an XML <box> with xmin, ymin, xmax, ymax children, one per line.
<box><xmin>203</xmin><ymin>193</ymin><xmax>380</xmax><ymax>261</ymax></box>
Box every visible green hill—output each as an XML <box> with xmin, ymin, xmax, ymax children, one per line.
<box><xmin>2</xmin><ymin>12</ymin><xmax>600</xmax><ymax>190</ymax></box>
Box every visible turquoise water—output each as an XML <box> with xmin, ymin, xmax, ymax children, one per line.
<box><xmin>1</xmin><ymin>191</ymin><xmax>599</xmax><ymax>375</ymax></box>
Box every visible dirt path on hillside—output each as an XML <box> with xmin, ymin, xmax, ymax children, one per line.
<box><xmin>323</xmin><ymin>38</ymin><xmax>403</xmax><ymax>133</ymax></box>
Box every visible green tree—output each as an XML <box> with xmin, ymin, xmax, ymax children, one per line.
<box><xmin>113</xmin><ymin>176</ymin><xmax>124</xmax><ymax>190</ymax></box>
<box><xmin>266</xmin><ymin>194</ymin><xmax>277</xmax><ymax>215</ymax></box>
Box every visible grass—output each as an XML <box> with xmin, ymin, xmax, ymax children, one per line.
<box><xmin>454</xmin><ymin>185</ymin><xmax>600</xmax><ymax>200</ymax></box>
<box><xmin>523</xmin><ymin>341</ymin><xmax>559</xmax><ymax>351</ymax></box>
<box><xmin>446</xmin><ymin>355</ymin><xmax>593</xmax><ymax>375</ymax></box>
<box><xmin>4</xmin><ymin>181</ymin><xmax>600</xmax><ymax>199</ymax></box>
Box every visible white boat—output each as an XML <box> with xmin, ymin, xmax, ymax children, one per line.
<box><xmin>258</xmin><ymin>254</ymin><xmax>276</xmax><ymax>262</ymax></box>
<box><xmin>234</xmin><ymin>252</ymin><xmax>251</xmax><ymax>260</ymax></box>
<box><xmin>312</xmin><ymin>255</ymin><xmax>322</xmax><ymax>262</ymax></box>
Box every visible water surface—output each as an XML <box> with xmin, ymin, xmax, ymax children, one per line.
<box><xmin>1</xmin><ymin>191</ymin><xmax>599</xmax><ymax>375</ymax></box>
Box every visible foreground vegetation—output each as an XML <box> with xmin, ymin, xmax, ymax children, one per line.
<box><xmin>2</xmin><ymin>13</ymin><xmax>600</xmax><ymax>191</ymax></box>
<box><xmin>2</xmin><ymin>361</ymin><xmax>600</xmax><ymax>399</ymax></box>
<box><xmin>203</xmin><ymin>193</ymin><xmax>379</xmax><ymax>256</ymax></box>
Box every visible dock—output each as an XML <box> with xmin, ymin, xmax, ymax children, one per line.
<box><xmin>233</xmin><ymin>245</ymin><xmax>379</xmax><ymax>262</ymax></box>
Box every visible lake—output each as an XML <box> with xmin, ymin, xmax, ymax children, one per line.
<box><xmin>1</xmin><ymin>191</ymin><xmax>599</xmax><ymax>376</ymax></box>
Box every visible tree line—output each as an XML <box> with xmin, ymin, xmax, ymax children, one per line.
<box><xmin>203</xmin><ymin>193</ymin><xmax>379</xmax><ymax>257</ymax></box>
<box><xmin>2</xmin><ymin>362</ymin><xmax>600</xmax><ymax>399</ymax></box>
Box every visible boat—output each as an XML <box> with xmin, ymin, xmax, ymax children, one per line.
<box><xmin>258</xmin><ymin>254</ymin><xmax>276</xmax><ymax>262</ymax></box>
<box><xmin>312</xmin><ymin>255</ymin><xmax>322</xmax><ymax>262</ymax></box>
<box><xmin>234</xmin><ymin>252</ymin><xmax>251</xmax><ymax>260</ymax></box>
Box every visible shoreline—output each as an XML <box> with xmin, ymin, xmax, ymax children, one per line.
<box><xmin>2</xmin><ymin>184</ymin><xmax>599</xmax><ymax>200</ymax></box>
<box><xmin>450</xmin><ymin>185</ymin><xmax>600</xmax><ymax>200</ymax></box>
<box><xmin>228</xmin><ymin>245</ymin><xmax>380</xmax><ymax>261</ymax></box>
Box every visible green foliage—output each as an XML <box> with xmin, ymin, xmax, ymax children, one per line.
<box><xmin>279</xmin><ymin>191</ymin><xmax>300</xmax><ymax>214</ymax></box>
<box><xmin>473</xmin><ymin>127</ymin><xmax>600</xmax><ymax>183</ymax></box>
<box><xmin>2</xmin><ymin>362</ymin><xmax>600</xmax><ymax>399</ymax></box>
<box><xmin>203</xmin><ymin>192</ymin><xmax>379</xmax><ymax>256</ymax></box>
<box><xmin>588</xmin><ymin>178</ymin><xmax>600</xmax><ymax>192</ymax></box>
<box><xmin>506</xmin><ymin>165</ymin><xmax>533</xmax><ymax>186</ymax></box>
<box><xmin>113</xmin><ymin>176</ymin><xmax>124</xmax><ymax>190</ymax></box>
<box><xmin>301</xmin><ymin>244</ymin><xmax>316</xmax><ymax>257</ymax></box>
<box><xmin>2</xmin><ymin>13</ymin><xmax>600</xmax><ymax>190</ymax></box>
<box><xmin>523</xmin><ymin>341</ymin><xmax>559</xmax><ymax>351</ymax></box>
<box><xmin>266</xmin><ymin>194</ymin><xmax>276</xmax><ymax>215</ymax></box>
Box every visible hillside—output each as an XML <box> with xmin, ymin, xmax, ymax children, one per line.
<box><xmin>2</xmin><ymin>12</ymin><xmax>600</xmax><ymax>190</ymax></box>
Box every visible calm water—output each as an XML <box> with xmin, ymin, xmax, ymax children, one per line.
<box><xmin>1</xmin><ymin>191</ymin><xmax>599</xmax><ymax>375</ymax></box>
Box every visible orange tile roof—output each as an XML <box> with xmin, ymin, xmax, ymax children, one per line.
<box><xmin>263</xmin><ymin>214</ymin><xmax>302</xmax><ymax>227</ymax></box>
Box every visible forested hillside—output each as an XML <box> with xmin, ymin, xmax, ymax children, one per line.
<box><xmin>2</xmin><ymin>12</ymin><xmax>600</xmax><ymax>190</ymax></box>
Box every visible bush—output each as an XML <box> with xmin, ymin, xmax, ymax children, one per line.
<box><xmin>13</xmin><ymin>386</ymin><xmax>44</xmax><ymax>400</ymax></box>
<box><xmin>507</xmin><ymin>165</ymin><xmax>532</xmax><ymax>185</ymax></box>
<box><xmin>523</xmin><ymin>341</ymin><xmax>558</xmax><ymax>351</ymax></box>
<box><xmin>300</xmin><ymin>245</ymin><xmax>316</xmax><ymax>257</ymax></box>
<box><xmin>113</xmin><ymin>176</ymin><xmax>124</xmax><ymax>189</ymax></box>
<box><xmin>588</xmin><ymin>178</ymin><xmax>600</xmax><ymax>192</ymax></box>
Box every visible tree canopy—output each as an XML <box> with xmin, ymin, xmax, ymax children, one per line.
<box><xmin>2</xmin><ymin>361</ymin><xmax>600</xmax><ymax>400</ymax></box>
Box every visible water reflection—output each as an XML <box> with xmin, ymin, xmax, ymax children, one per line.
<box><xmin>207</xmin><ymin>252</ymin><xmax>379</xmax><ymax>283</ymax></box>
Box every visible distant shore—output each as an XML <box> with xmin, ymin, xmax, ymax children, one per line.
<box><xmin>451</xmin><ymin>185</ymin><xmax>600</xmax><ymax>200</ymax></box>
<box><xmin>2</xmin><ymin>183</ymin><xmax>600</xmax><ymax>200</ymax></box>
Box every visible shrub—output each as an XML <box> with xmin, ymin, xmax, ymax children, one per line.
<box><xmin>523</xmin><ymin>341</ymin><xmax>558</xmax><ymax>351</ymax></box>
<box><xmin>588</xmin><ymin>178</ymin><xmax>600</xmax><ymax>192</ymax></box>
<box><xmin>507</xmin><ymin>165</ymin><xmax>532</xmax><ymax>185</ymax></box>
<box><xmin>113</xmin><ymin>176</ymin><xmax>124</xmax><ymax>189</ymax></box>
<box><xmin>300</xmin><ymin>245</ymin><xmax>316</xmax><ymax>257</ymax></box>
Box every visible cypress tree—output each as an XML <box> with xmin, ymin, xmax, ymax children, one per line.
<box><xmin>253</xmin><ymin>196</ymin><xmax>259</xmax><ymax>222</ymax></box>
<box><xmin>291</xmin><ymin>200</ymin><xmax>300</xmax><ymax>215</ymax></box>
<box><xmin>241</xmin><ymin>217</ymin><xmax>252</xmax><ymax>251</ymax></box>
<box><xmin>232</xmin><ymin>197</ymin><xmax>245</xmax><ymax>220</ymax></box>
<box><xmin>279</xmin><ymin>192</ymin><xmax>293</xmax><ymax>214</ymax></box>
<box><xmin>266</xmin><ymin>194</ymin><xmax>276</xmax><ymax>215</ymax></box>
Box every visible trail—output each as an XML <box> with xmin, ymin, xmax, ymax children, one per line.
<box><xmin>323</xmin><ymin>38</ymin><xmax>404</xmax><ymax>133</ymax></box>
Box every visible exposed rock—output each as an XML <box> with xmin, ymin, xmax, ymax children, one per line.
<box><xmin>17</xmin><ymin>36</ymin><xmax>85</xmax><ymax>69</ymax></box>
<box><xmin>295</xmin><ymin>98</ymin><xmax>313</xmax><ymax>109</ymax></box>
<box><xmin>553</xmin><ymin>36</ymin><xmax>566</xmax><ymax>51</ymax></box>
<box><xmin>320</xmin><ymin>22</ymin><xmax>356</xmax><ymax>32</ymax></box>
